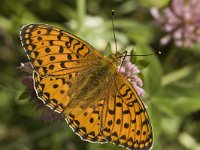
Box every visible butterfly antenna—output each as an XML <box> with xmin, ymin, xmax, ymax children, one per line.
<box><xmin>119</xmin><ymin>51</ymin><xmax>128</xmax><ymax>70</ymax></box>
<box><xmin>119</xmin><ymin>51</ymin><xmax>162</xmax><ymax>71</ymax></box>
<box><xmin>112</xmin><ymin>9</ymin><xmax>118</xmax><ymax>52</ymax></box>
<box><xmin>125</xmin><ymin>51</ymin><xmax>162</xmax><ymax>56</ymax></box>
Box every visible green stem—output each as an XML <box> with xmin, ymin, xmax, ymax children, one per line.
<box><xmin>162</xmin><ymin>65</ymin><xmax>193</xmax><ymax>86</ymax></box>
<box><xmin>76</xmin><ymin>0</ymin><xmax>86</xmax><ymax>33</ymax></box>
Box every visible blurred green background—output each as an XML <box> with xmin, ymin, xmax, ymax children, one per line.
<box><xmin>0</xmin><ymin>0</ymin><xmax>200</xmax><ymax>150</ymax></box>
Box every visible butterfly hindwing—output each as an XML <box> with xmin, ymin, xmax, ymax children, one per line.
<box><xmin>65</xmin><ymin>99</ymin><xmax>107</xmax><ymax>143</ymax></box>
<box><xmin>100</xmin><ymin>73</ymin><xmax>153</xmax><ymax>150</ymax></box>
<box><xmin>33</xmin><ymin>70</ymin><xmax>71</xmax><ymax>112</ymax></box>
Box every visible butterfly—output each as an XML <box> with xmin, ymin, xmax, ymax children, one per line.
<box><xmin>20</xmin><ymin>24</ymin><xmax>153</xmax><ymax>150</ymax></box>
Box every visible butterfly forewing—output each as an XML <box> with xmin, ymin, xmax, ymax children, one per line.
<box><xmin>20</xmin><ymin>24</ymin><xmax>102</xmax><ymax>77</ymax></box>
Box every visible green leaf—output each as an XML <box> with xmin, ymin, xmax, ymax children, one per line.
<box><xmin>117</xmin><ymin>0</ymin><xmax>139</xmax><ymax>16</ymax></box>
<box><xmin>18</xmin><ymin>89</ymin><xmax>30</xmax><ymax>101</ymax></box>
<box><xmin>191</xmin><ymin>43</ymin><xmax>200</xmax><ymax>54</ymax></box>
<box><xmin>114</xmin><ymin>19</ymin><xmax>154</xmax><ymax>44</ymax></box>
<box><xmin>148</xmin><ymin>100</ymin><xmax>166</xmax><ymax>150</ymax></box>
<box><xmin>130</xmin><ymin>50</ymin><xmax>137</xmax><ymax>64</ymax></box>
<box><xmin>135</xmin><ymin>59</ymin><xmax>150</xmax><ymax>69</ymax></box>
<box><xmin>104</xmin><ymin>42</ymin><xmax>112</xmax><ymax>56</ymax></box>
<box><xmin>162</xmin><ymin>65</ymin><xmax>193</xmax><ymax>86</ymax></box>
<box><xmin>134</xmin><ymin>43</ymin><xmax>162</xmax><ymax>97</ymax></box>
<box><xmin>140</xmin><ymin>0</ymin><xmax>170</xmax><ymax>8</ymax></box>
<box><xmin>151</xmin><ymin>82</ymin><xmax>200</xmax><ymax>116</ymax></box>
<box><xmin>137</xmin><ymin>72</ymin><xmax>144</xmax><ymax>82</ymax></box>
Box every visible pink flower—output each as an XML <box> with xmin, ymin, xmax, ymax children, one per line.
<box><xmin>118</xmin><ymin>57</ymin><xmax>145</xmax><ymax>98</ymax></box>
<box><xmin>17</xmin><ymin>62</ymin><xmax>63</xmax><ymax>123</ymax></box>
<box><xmin>151</xmin><ymin>0</ymin><xmax>200</xmax><ymax>47</ymax></box>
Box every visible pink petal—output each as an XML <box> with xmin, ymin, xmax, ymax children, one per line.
<box><xmin>133</xmin><ymin>75</ymin><xmax>143</xmax><ymax>87</ymax></box>
<box><xmin>173</xmin><ymin>28</ymin><xmax>183</xmax><ymax>39</ymax></box>
<box><xmin>164</xmin><ymin>24</ymin><xmax>176</xmax><ymax>32</ymax></box>
<box><xmin>160</xmin><ymin>35</ymin><xmax>171</xmax><ymax>45</ymax></box>
<box><xmin>132</xmin><ymin>84</ymin><xmax>145</xmax><ymax>98</ymax></box>
<box><xmin>119</xmin><ymin>66</ymin><xmax>125</xmax><ymax>73</ymax></box>
<box><xmin>175</xmin><ymin>40</ymin><xmax>183</xmax><ymax>47</ymax></box>
<box><xmin>171</xmin><ymin>0</ymin><xmax>185</xmax><ymax>17</ymax></box>
<box><xmin>164</xmin><ymin>8</ymin><xmax>181</xmax><ymax>24</ymax></box>
<box><xmin>150</xmin><ymin>7</ymin><xmax>164</xmax><ymax>23</ymax></box>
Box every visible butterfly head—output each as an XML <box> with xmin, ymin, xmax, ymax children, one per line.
<box><xmin>108</xmin><ymin>51</ymin><xmax>123</xmax><ymax>66</ymax></box>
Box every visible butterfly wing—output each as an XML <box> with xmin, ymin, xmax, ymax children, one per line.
<box><xmin>20</xmin><ymin>24</ymin><xmax>107</xmax><ymax>143</ymax></box>
<box><xmin>20</xmin><ymin>24</ymin><xmax>103</xmax><ymax>77</ymax></box>
<box><xmin>20</xmin><ymin>24</ymin><xmax>103</xmax><ymax>112</ymax></box>
<box><xmin>65</xmin><ymin>99</ymin><xmax>107</xmax><ymax>143</ymax></box>
<box><xmin>100</xmin><ymin>73</ymin><xmax>153</xmax><ymax>150</ymax></box>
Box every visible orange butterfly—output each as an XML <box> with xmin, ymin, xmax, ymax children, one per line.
<box><xmin>20</xmin><ymin>24</ymin><xmax>153</xmax><ymax>150</ymax></box>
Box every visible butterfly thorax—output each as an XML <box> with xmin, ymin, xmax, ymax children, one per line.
<box><xmin>67</xmin><ymin>52</ymin><xmax>123</xmax><ymax>108</ymax></box>
<box><xmin>67</xmin><ymin>59</ymin><xmax>114</xmax><ymax>109</ymax></box>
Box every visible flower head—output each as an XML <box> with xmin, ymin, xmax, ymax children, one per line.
<box><xmin>151</xmin><ymin>0</ymin><xmax>200</xmax><ymax>47</ymax></box>
<box><xmin>118</xmin><ymin>57</ymin><xmax>145</xmax><ymax>98</ymax></box>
